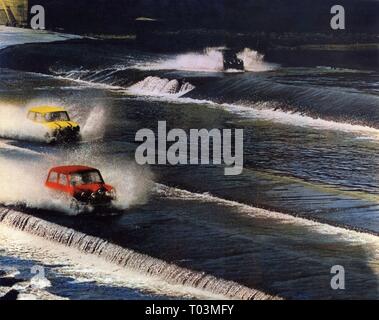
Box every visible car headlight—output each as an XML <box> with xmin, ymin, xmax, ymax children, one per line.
<box><xmin>106</xmin><ymin>189</ymin><xmax>116</xmax><ymax>199</ymax></box>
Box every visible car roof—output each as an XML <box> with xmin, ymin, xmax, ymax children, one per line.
<box><xmin>50</xmin><ymin>165</ymin><xmax>98</xmax><ymax>175</ymax></box>
<box><xmin>28</xmin><ymin>106</ymin><xmax>67</xmax><ymax>114</ymax></box>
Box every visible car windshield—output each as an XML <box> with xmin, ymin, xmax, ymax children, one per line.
<box><xmin>70</xmin><ymin>170</ymin><xmax>104</xmax><ymax>186</ymax></box>
<box><xmin>45</xmin><ymin>111</ymin><xmax>70</xmax><ymax>122</ymax></box>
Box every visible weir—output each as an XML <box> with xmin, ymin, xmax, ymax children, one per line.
<box><xmin>0</xmin><ymin>207</ymin><xmax>278</xmax><ymax>300</ymax></box>
<box><xmin>0</xmin><ymin>0</ymin><xmax>28</xmax><ymax>26</ymax></box>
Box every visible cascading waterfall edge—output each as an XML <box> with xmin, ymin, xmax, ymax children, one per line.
<box><xmin>0</xmin><ymin>207</ymin><xmax>281</xmax><ymax>300</ymax></box>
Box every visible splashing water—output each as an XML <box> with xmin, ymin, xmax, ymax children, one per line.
<box><xmin>0</xmin><ymin>100</ymin><xmax>151</xmax><ymax>213</ymax></box>
<box><xmin>127</xmin><ymin>76</ymin><xmax>195</xmax><ymax>97</ymax></box>
<box><xmin>0</xmin><ymin>157</ymin><xmax>65</xmax><ymax>211</ymax></box>
<box><xmin>81</xmin><ymin>106</ymin><xmax>108</xmax><ymax>140</ymax></box>
<box><xmin>56</xmin><ymin>146</ymin><xmax>154</xmax><ymax>210</ymax></box>
<box><xmin>0</xmin><ymin>209</ymin><xmax>277</xmax><ymax>300</ymax></box>
<box><xmin>0</xmin><ymin>223</ymin><xmax>237</xmax><ymax>300</ymax></box>
<box><xmin>237</xmin><ymin>48</ymin><xmax>277</xmax><ymax>72</ymax></box>
<box><xmin>0</xmin><ymin>151</ymin><xmax>153</xmax><ymax>214</ymax></box>
<box><xmin>135</xmin><ymin>47</ymin><xmax>276</xmax><ymax>72</ymax></box>
<box><xmin>100</xmin><ymin>161</ymin><xmax>153</xmax><ymax>210</ymax></box>
<box><xmin>0</xmin><ymin>102</ymin><xmax>110</xmax><ymax>144</ymax></box>
<box><xmin>159</xmin><ymin>48</ymin><xmax>225</xmax><ymax>72</ymax></box>
<box><xmin>0</xmin><ymin>105</ymin><xmax>47</xmax><ymax>142</ymax></box>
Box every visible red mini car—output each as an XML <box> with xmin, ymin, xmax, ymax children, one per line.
<box><xmin>45</xmin><ymin>165</ymin><xmax>116</xmax><ymax>211</ymax></box>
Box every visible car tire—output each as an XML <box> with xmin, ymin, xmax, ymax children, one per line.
<box><xmin>44</xmin><ymin>132</ymin><xmax>56</xmax><ymax>144</ymax></box>
<box><xmin>70</xmin><ymin>198</ymin><xmax>82</xmax><ymax>215</ymax></box>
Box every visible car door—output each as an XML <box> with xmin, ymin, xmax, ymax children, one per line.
<box><xmin>35</xmin><ymin>113</ymin><xmax>44</xmax><ymax>123</ymax></box>
<box><xmin>57</xmin><ymin>174</ymin><xmax>70</xmax><ymax>194</ymax></box>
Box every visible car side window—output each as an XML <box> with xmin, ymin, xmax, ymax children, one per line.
<box><xmin>70</xmin><ymin>174</ymin><xmax>81</xmax><ymax>186</ymax></box>
<box><xmin>35</xmin><ymin>113</ymin><xmax>44</xmax><ymax>122</ymax></box>
<box><xmin>48</xmin><ymin>171</ymin><xmax>58</xmax><ymax>183</ymax></box>
<box><xmin>59</xmin><ymin>174</ymin><xmax>68</xmax><ymax>186</ymax></box>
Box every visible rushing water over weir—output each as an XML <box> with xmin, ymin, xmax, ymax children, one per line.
<box><xmin>0</xmin><ymin>207</ymin><xmax>278</xmax><ymax>300</ymax></box>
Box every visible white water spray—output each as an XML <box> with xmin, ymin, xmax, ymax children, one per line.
<box><xmin>0</xmin><ymin>157</ymin><xmax>65</xmax><ymax>210</ymax></box>
<box><xmin>0</xmin><ymin>209</ymin><xmax>277</xmax><ymax>300</ymax></box>
<box><xmin>0</xmin><ymin>151</ymin><xmax>153</xmax><ymax>213</ymax></box>
<box><xmin>127</xmin><ymin>76</ymin><xmax>195</xmax><ymax>97</ymax></box>
<box><xmin>159</xmin><ymin>47</ymin><xmax>225</xmax><ymax>72</ymax></box>
<box><xmin>135</xmin><ymin>47</ymin><xmax>276</xmax><ymax>72</ymax></box>
<box><xmin>0</xmin><ymin>105</ymin><xmax>47</xmax><ymax>142</ymax></box>
<box><xmin>237</xmin><ymin>48</ymin><xmax>276</xmax><ymax>72</ymax></box>
<box><xmin>0</xmin><ymin>102</ymin><xmax>110</xmax><ymax>144</ymax></box>
<box><xmin>81</xmin><ymin>106</ymin><xmax>107</xmax><ymax>140</ymax></box>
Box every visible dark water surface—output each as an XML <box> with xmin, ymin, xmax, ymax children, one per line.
<box><xmin>0</xmin><ymin>35</ymin><xmax>378</xmax><ymax>299</ymax></box>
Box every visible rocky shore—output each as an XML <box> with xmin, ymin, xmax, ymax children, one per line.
<box><xmin>0</xmin><ymin>268</ymin><xmax>65</xmax><ymax>300</ymax></box>
<box><xmin>0</xmin><ymin>269</ymin><xmax>22</xmax><ymax>300</ymax></box>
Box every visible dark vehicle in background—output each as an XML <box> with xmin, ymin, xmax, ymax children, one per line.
<box><xmin>222</xmin><ymin>49</ymin><xmax>244</xmax><ymax>71</ymax></box>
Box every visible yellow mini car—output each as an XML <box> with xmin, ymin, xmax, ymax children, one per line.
<box><xmin>27</xmin><ymin>106</ymin><xmax>80</xmax><ymax>143</ymax></box>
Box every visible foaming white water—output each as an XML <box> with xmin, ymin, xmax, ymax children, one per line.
<box><xmin>127</xmin><ymin>76</ymin><xmax>195</xmax><ymax>97</ymax></box>
<box><xmin>121</xmin><ymin>92</ymin><xmax>379</xmax><ymax>137</ymax></box>
<box><xmin>0</xmin><ymin>105</ymin><xmax>47</xmax><ymax>142</ymax></box>
<box><xmin>156</xmin><ymin>184</ymin><xmax>379</xmax><ymax>243</ymax></box>
<box><xmin>0</xmin><ymin>101</ymin><xmax>110</xmax><ymax>143</ymax></box>
<box><xmin>135</xmin><ymin>47</ymin><xmax>275</xmax><ymax>72</ymax></box>
<box><xmin>0</xmin><ymin>26</ymin><xmax>82</xmax><ymax>50</ymax></box>
<box><xmin>227</xmin><ymin>101</ymin><xmax>379</xmax><ymax>136</ymax></box>
<box><xmin>159</xmin><ymin>47</ymin><xmax>224</xmax><ymax>72</ymax></box>
<box><xmin>101</xmin><ymin>161</ymin><xmax>153</xmax><ymax>210</ymax></box>
<box><xmin>0</xmin><ymin>209</ymin><xmax>275</xmax><ymax>300</ymax></box>
<box><xmin>237</xmin><ymin>48</ymin><xmax>277</xmax><ymax>72</ymax></box>
<box><xmin>171</xmin><ymin>97</ymin><xmax>379</xmax><ymax>137</ymax></box>
<box><xmin>0</xmin><ymin>157</ymin><xmax>69</xmax><ymax>211</ymax></box>
<box><xmin>0</xmin><ymin>151</ymin><xmax>153</xmax><ymax>213</ymax></box>
<box><xmin>81</xmin><ymin>106</ymin><xmax>107</xmax><ymax>140</ymax></box>
<box><xmin>29</xmin><ymin>275</ymin><xmax>52</xmax><ymax>290</ymax></box>
<box><xmin>0</xmin><ymin>101</ymin><xmax>151</xmax><ymax>212</ymax></box>
<box><xmin>55</xmin><ymin>74</ymin><xmax>124</xmax><ymax>91</ymax></box>
<box><xmin>56</xmin><ymin>147</ymin><xmax>154</xmax><ymax>210</ymax></box>
<box><xmin>0</xmin><ymin>224</ymin><xmax>233</xmax><ymax>300</ymax></box>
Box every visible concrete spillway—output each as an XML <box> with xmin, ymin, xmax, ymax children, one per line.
<box><xmin>0</xmin><ymin>207</ymin><xmax>278</xmax><ymax>300</ymax></box>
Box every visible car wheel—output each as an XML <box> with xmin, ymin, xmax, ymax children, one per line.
<box><xmin>70</xmin><ymin>198</ymin><xmax>81</xmax><ymax>215</ymax></box>
<box><xmin>44</xmin><ymin>132</ymin><xmax>56</xmax><ymax>144</ymax></box>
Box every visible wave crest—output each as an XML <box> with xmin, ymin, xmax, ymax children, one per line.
<box><xmin>127</xmin><ymin>76</ymin><xmax>195</xmax><ymax>96</ymax></box>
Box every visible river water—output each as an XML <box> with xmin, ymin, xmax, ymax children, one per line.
<box><xmin>0</xmin><ymin>27</ymin><xmax>378</xmax><ymax>299</ymax></box>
